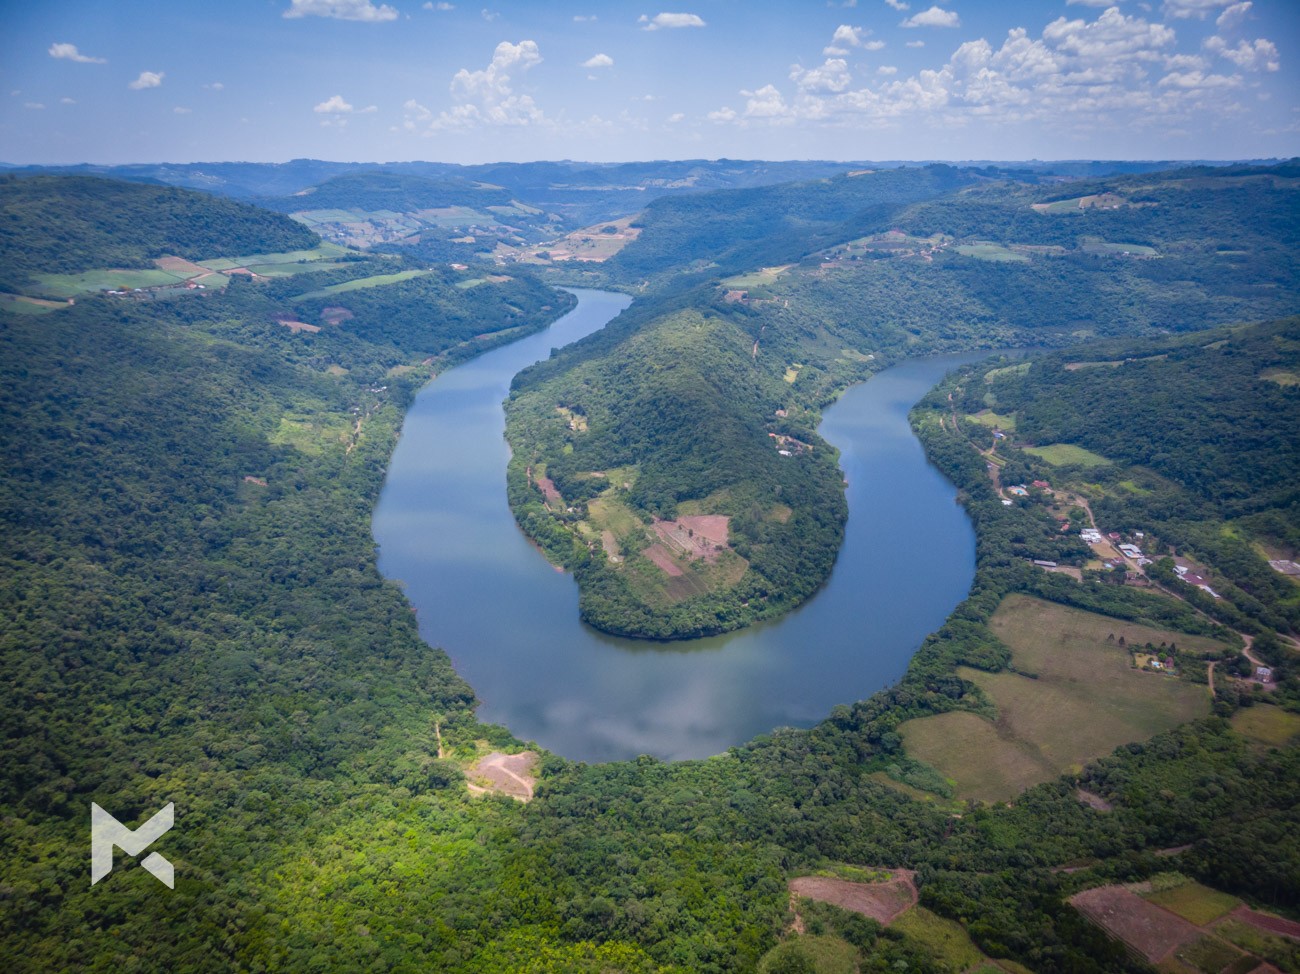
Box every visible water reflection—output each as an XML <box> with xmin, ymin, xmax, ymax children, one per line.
<box><xmin>374</xmin><ymin>289</ymin><xmax>986</xmax><ymax>762</ymax></box>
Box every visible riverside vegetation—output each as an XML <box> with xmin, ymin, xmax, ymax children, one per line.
<box><xmin>1</xmin><ymin>170</ymin><xmax>1297</xmax><ymax>973</ymax></box>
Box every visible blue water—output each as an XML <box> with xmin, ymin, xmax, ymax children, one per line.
<box><xmin>373</xmin><ymin>288</ymin><xmax>982</xmax><ymax>761</ymax></box>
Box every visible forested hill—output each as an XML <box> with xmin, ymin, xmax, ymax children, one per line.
<box><xmin>257</xmin><ymin>170</ymin><xmax>515</xmax><ymax>214</ymax></box>
<box><xmin>603</xmin><ymin>164</ymin><xmax>979</xmax><ymax>284</ymax></box>
<box><xmin>0</xmin><ymin>174</ymin><xmax>318</xmax><ymax>287</ymax></box>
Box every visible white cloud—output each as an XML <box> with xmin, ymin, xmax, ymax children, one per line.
<box><xmin>48</xmin><ymin>42</ymin><xmax>106</xmax><ymax>64</ymax></box>
<box><xmin>707</xmin><ymin>106</ymin><xmax>737</xmax><ymax>122</ymax></box>
<box><xmin>424</xmin><ymin>1</ymin><xmax>454</xmax><ymax>8</ymax></box>
<box><xmin>878</xmin><ymin>65</ymin><xmax>898</xmax><ymax>75</ymax></box>
<box><xmin>742</xmin><ymin>84</ymin><xmax>793</xmax><ymax>119</ymax></box>
<box><xmin>60</xmin><ymin>96</ymin><xmax>76</xmax><ymax>104</ymax></box>
<box><xmin>639</xmin><ymin>12</ymin><xmax>706</xmax><ymax>31</ymax></box>
<box><xmin>431</xmin><ymin>39</ymin><xmax>545</xmax><ymax>129</ymax></box>
<box><xmin>906</xmin><ymin>39</ymin><xmax>925</xmax><ymax>48</ymax></box>
<box><xmin>173</xmin><ymin>106</ymin><xmax>192</xmax><ymax>114</ymax></box>
<box><xmin>284</xmin><ymin>0</ymin><xmax>397</xmax><ymax>21</ymax></box>
<box><xmin>129</xmin><ymin>71</ymin><xmax>164</xmax><ymax>90</ymax></box>
<box><xmin>582</xmin><ymin>53</ymin><xmax>614</xmax><ymax>68</ymax></box>
<box><xmin>1216</xmin><ymin>1</ymin><xmax>1250</xmax><ymax>30</ymax></box>
<box><xmin>863</xmin><ymin>40</ymin><xmax>886</xmax><ymax>51</ymax></box>
<box><xmin>1158</xmin><ymin>68</ymin><xmax>1241</xmax><ymax>88</ymax></box>
<box><xmin>791</xmin><ymin>58</ymin><xmax>852</xmax><ymax>93</ymax></box>
<box><xmin>1066</xmin><ymin>0</ymin><xmax>1114</xmax><ymax>6</ymax></box>
<box><xmin>573</xmin><ymin>14</ymin><xmax>596</xmax><ymax>21</ymax></box>
<box><xmin>901</xmin><ymin>6</ymin><xmax>960</xmax><ymax>28</ymax></box>
<box><xmin>1205</xmin><ymin>35</ymin><xmax>1279</xmax><ymax>71</ymax></box>
<box><xmin>667</xmin><ymin>112</ymin><xmax>684</xmax><ymax>122</ymax></box>
<box><xmin>24</xmin><ymin>102</ymin><xmax>45</xmax><ymax>110</ymax></box>
<box><xmin>830</xmin><ymin>25</ymin><xmax>866</xmax><ymax>47</ymax></box>
<box><xmin>315</xmin><ymin>94</ymin><xmax>354</xmax><ymax>113</ymax></box>
<box><xmin>481</xmin><ymin>8</ymin><xmax>499</xmax><ymax>20</ymax></box>
<box><xmin>1043</xmin><ymin>8</ymin><xmax>1173</xmax><ymax>62</ymax></box>
<box><xmin>203</xmin><ymin>82</ymin><xmax>224</xmax><ymax>90</ymax></box>
<box><xmin>885</xmin><ymin>0</ymin><xmax>909</xmax><ymax>10</ymax></box>
<box><xmin>1162</xmin><ymin>0</ymin><xmax>1233</xmax><ymax>19</ymax></box>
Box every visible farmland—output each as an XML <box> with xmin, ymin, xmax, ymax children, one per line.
<box><xmin>899</xmin><ymin>595</ymin><xmax>1215</xmax><ymax>802</ymax></box>
<box><xmin>292</xmin><ymin>268</ymin><xmax>431</xmax><ymax>301</ymax></box>
<box><xmin>1231</xmin><ymin>704</ymin><xmax>1300</xmax><ymax>747</ymax></box>
<box><xmin>954</xmin><ymin>242</ymin><xmax>1029</xmax><ymax>263</ymax></box>
<box><xmin>1023</xmin><ymin>442</ymin><xmax>1112</xmax><ymax>467</ymax></box>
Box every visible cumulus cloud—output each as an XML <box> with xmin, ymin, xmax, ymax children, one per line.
<box><xmin>1216</xmin><ymin>1</ymin><xmax>1251</xmax><ymax>30</ymax></box>
<box><xmin>48</xmin><ymin>42</ymin><xmax>105</xmax><ymax>63</ymax></box>
<box><xmin>128</xmin><ymin>71</ymin><xmax>164</xmax><ymax>90</ymax></box>
<box><xmin>424</xmin><ymin>1</ymin><xmax>454</xmax><ymax>8</ymax></box>
<box><xmin>24</xmin><ymin>102</ymin><xmax>45</xmax><ymax>110</ymax></box>
<box><xmin>1066</xmin><ymin>0</ymin><xmax>1113</xmax><ymax>6</ymax></box>
<box><xmin>203</xmin><ymin>82</ymin><xmax>224</xmax><ymax>90</ymax></box>
<box><xmin>791</xmin><ymin>58</ymin><xmax>852</xmax><ymax>92</ymax></box>
<box><xmin>901</xmin><ymin>6</ymin><xmax>960</xmax><ymax>28</ymax></box>
<box><xmin>1205</xmin><ymin>35</ymin><xmax>1279</xmax><ymax>71</ymax></box>
<box><xmin>60</xmin><ymin>96</ymin><xmax>76</xmax><ymax>104</ymax></box>
<box><xmin>885</xmin><ymin>0</ymin><xmax>909</xmax><ymax>10</ymax></box>
<box><xmin>574</xmin><ymin>14</ymin><xmax>596</xmax><ymax>21</ymax></box>
<box><xmin>667</xmin><ymin>112</ymin><xmax>684</xmax><ymax>122</ymax></box>
<box><xmin>315</xmin><ymin>94</ymin><xmax>354</xmax><ymax>112</ymax></box>
<box><xmin>906</xmin><ymin>39</ymin><xmax>925</xmax><ymax>48</ymax></box>
<box><xmin>707</xmin><ymin>106</ymin><xmax>737</xmax><ymax>122</ymax></box>
<box><xmin>742</xmin><ymin>85</ymin><xmax>791</xmax><ymax>119</ymax></box>
<box><xmin>1162</xmin><ymin>0</ymin><xmax>1234</xmax><ymax>18</ymax></box>
<box><xmin>284</xmin><ymin>0</ymin><xmax>398</xmax><ymax>21</ymax></box>
<box><xmin>1043</xmin><ymin>8</ymin><xmax>1173</xmax><ymax>62</ymax></box>
<box><xmin>173</xmin><ymin>106</ymin><xmax>192</xmax><ymax>114</ymax></box>
<box><xmin>582</xmin><ymin>53</ymin><xmax>614</xmax><ymax>68</ymax></box>
<box><xmin>639</xmin><ymin>12</ymin><xmax>706</xmax><ymax>30</ymax></box>
<box><xmin>431</xmin><ymin>39</ymin><xmax>545</xmax><ymax>129</ymax></box>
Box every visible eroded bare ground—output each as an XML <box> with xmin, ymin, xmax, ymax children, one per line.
<box><xmin>788</xmin><ymin>870</ymin><xmax>918</xmax><ymax>925</ymax></box>
<box><xmin>466</xmin><ymin>751</ymin><xmax>538</xmax><ymax>801</ymax></box>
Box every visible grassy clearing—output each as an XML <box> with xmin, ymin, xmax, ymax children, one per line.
<box><xmin>293</xmin><ymin>269</ymin><xmax>430</xmax><ymax>301</ymax></box>
<box><xmin>0</xmin><ymin>292</ymin><xmax>69</xmax><ymax>314</ymax></box>
<box><xmin>32</xmin><ymin>268</ymin><xmax>185</xmax><ymax>297</ymax></box>
<box><xmin>1146</xmin><ymin>882</ymin><xmax>1241</xmax><ymax>926</ymax></box>
<box><xmin>757</xmin><ymin>935</ymin><xmax>857</xmax><ymax>974</ymax></box>
<box><xmin>984</xmin><ymin>362</ymin><xmax>1030</xmax><ymax>382</ymax></box>
<box><xmin>900</xmin><ymin>595</ymin><xmax>1213</xmax><ymax>802</ymax></box>
<box><xmin>1173</xmin><ymin>935</ymin><xmax>1246</xmax><ymax>974</ymax></box>
<box><xmin>966</xmin><ymin>410</ymin><xmax>1018</xmax><ymax>431</ymax></box>
<box><xmin>1214</xmin><ymin>918</ymin><xmax>1300</xmax><ymax>971</ymax></box>
<box><xmin>1080</xmin><ymin>236</ymin><xmax>1158</xmax><ymax>257</ymax></box>
<box><xmin>955</xmin><ymin>243</ymin><xmax>1029</xmax><ymax>263</ymax></box>
<box><xmin>721</xmin><ymin>265</ymin><xmax>794</xmax><ymax>289</ymax></box>
<box><xmin>892</xmin><ymin>907</ymin><xmax>986</xmax><ymax>971</ymax></box>
<box><xmin>1231</xmin><ymin>705</ymin><xmax>1300</xmax><ymax>747</ymax></box>
<box><xmin>455</xmin><ymin>278</ymin><xmax>487</xmax><ymax>290</ymax></box>
<box><xmin>198</xmin><ymin>242</ymin><xmax>348</xmax><ymax>271</ymax></box>
<box><xmin>245</xmin><ymin>260</ymin><xmax>351</xmax><ymax>278</ymax></box>
<box><xmin>269</xmin><ymin>414</ymin><xmax>351</xmax><ymax>455</ymax></box>
<box><xmin>1261</xmin><ymin>367</ymin><xmax>1300</xmax><ymax>387</ymax></box>
<box><xmin>1024</xmin><ymin>443</ymin><xmax>1112</xmax><ymax>467</ymax></box>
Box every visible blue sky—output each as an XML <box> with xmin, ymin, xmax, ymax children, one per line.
<box><xmin>2</xmin><ymin>0</ymin><xmax>1297</xmax><ymax>164</ymax></box>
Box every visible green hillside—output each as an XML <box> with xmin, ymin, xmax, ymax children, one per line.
<box><xmin>0</xmin><ymin>174</ymin><xmax>318</xmax><ymax>292</ymax></box>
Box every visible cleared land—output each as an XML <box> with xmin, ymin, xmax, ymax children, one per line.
<box><xmin>788</xmin><ymin>870</ymin><xmax>917</xmax><ymax>925</ymax></box>
<box><xmin>292</xmin><ymin>269</ymin><xmax>430</xmax><ymax>301</ymax></box>
<box><xmin>0</xmin><ymin>293</ymin><xmax>70</xmax><ymax>314</ymax></box>
<box><xmin>955</xmin><ymin>242</ymin><xmax>1029</xmax><ymax>263</ymax></box>
<box><xmin>1072</xmin><ymin>886</ymin><xmax>1203</xmax><ymax>963</ymax></box>
<box><xmin>1024</xmin><ymin>443</ymin><xmax>1112</xmax><ymax>467</ymax></box>
<box><xmin>197</xmin><ymin>242</ymin><xmax>348</xmax><ymax>271</ymax></box>
<box><xmin>891</xmin><ymin>907</ymin><xmax>987</xmax><ymax>971</ymax></box>
<box><xmin>1147</xmin><ymin>882</ymin><xmax>1241</xmax><ymax>927</ymax></box>
<box><xmin>899</xmin><ymin>595</ymin><xmax>1214</xmax><ymax>802</ymax></box>
<box><xmin>466</xmin><ymin>751</ymin><xmax>537</xmax><ymax>801</ymax></box>
<box><xmin>965</xmin><ymin>410</ymin><xmax>1018</xmax><ymax>431</ymax></box>
<box><xmin>1231</xmin><ymin>705</ymin><xmax>1300</xmax><ymax>747</ymax></box>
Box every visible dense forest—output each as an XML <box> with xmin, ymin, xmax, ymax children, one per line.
<box><xmin>257</xmin><ymin>170</ymin><xmax>517</xmax><ymax>215</ymax></box>
<box><xmin>0</xmin><ymin>175</ymin><xmax>318</xmax><ymax>291</ymax></box>
<box><xmin>3</xmin><ymin>172</ymin><xmax>1298</xmax><ymax>973</ymax></box>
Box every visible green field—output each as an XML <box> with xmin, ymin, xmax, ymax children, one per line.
<box><xmin>1261</xmin><ymin>367</ymin><xmax>1300</xmax><ymax>387</ymax></box>
<box><xmin>892</xmin><ymin>907</ymin><xmax>987</xmax><ymax>970</ymax></box>
<box><xmin>31</xmin><ymin>268</ymin><xmax>186</xmax><ymax>297</ymax></box>
<box><xmin>900</xmin><ymin>595</ymin><xmax>1214</xmax><ymax>802</ymax></box>
<box><xmin>984</xmin><ymin>362</ymin><xmax>1030</xmax><ymax>382</ymax></box>
<box><xmin>1080</xmin><ymin>236</ymin><xmax>1158</xmax><ymax>257</ymax></box>
<box><xmin>965</xmin><ymin>410</ymin><xmax>1018</xmax><ymax>431</ymax></box>
<box><xmin>1145</xmin><ymin>881</ymin><xmax>1240</xmax><ymax>926</ymax></box>
<box><xmin>198</xmin><ymin>242</ymin><xmax>348</xmax><ymax>271</ymax></box>
<box><xmin>1024</xmin><ymin>443</ymin><xmax>1112</xmax><ymax>467</ymax></box>
<box><xmin>245</xmin><ymin>260</ymin><xmax>351</xmax><ymax>278</ymax></box>
<box><xmin>1231</xmin><ymin>704</ymin><xmax>1300</xmax><ymax>747</ymax></box>
<box><xmin>757</xmin><ymin>935</ymin><xmax>858</xmax><ymax>974</ymax></box>
<box><xmin>0</xmin><ymin>292</ymin><xmax>69</xmax><ymax>314</ymax></box>
<box><xmin>720</xmin><ymin>264</ymin><xmax>794</xmax><ymax>288</ymax></box>
<box><xmin>292</xmin><ymin>269</ymin><xmax>430</xmax><ymax>301</ymax></box>
<box><xmin>955</xmin><ymin>243</ymin><xmax>1029</xmax><ymax>263</ymax></box>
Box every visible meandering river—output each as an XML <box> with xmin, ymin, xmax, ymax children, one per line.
<box><xmin>374</xmin><ymin>288</ymin><xmax>982</xmax><ymax>762</ymax></box>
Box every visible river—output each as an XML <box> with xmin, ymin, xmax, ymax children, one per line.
<box><xmin>373</xmin><ymin>288</ymin><xmax>981</xmax><ymax>762</ymax></box>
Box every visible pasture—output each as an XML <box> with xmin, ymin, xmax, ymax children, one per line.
<box><xmin>955</xmin><ymin>242</ymin><xmax>1029</xmax><ymax>263</ymax></box>
<box><xmin>0</xmin><ymin>293</ymin><xmax>68</xmax><ymax>314</ymax></box>
<box><xmin>899</xmin><ymin>595</ymin><xmax>1214</xmax><ymax>802</ymax></box>
<box><xmin>32</xmin><ymin>268</ymin><xmax>185</xmax><ymax>297</ymax></box>
<box><xmin>1023</xmin><ymin>443</ymin><xmax>1111</xmax><ymax>467</ymax></box>
<box><xmin>965</xmin><ymin>410</ymin><xmax>1018</xmax><ymax>431</ymax></box>
<box><xmin>292</xmin><ymin>269</ymin><xmax>430</xmax><ymax>301</ymax></box>
<box><xmin>892</xmin><ymin>907</ymin><xmax>987</xmax><ymax>971</ymax></box>
<box><xmin>198</xmin><ymin>242</ymin><xmax>348</xmax><ymax>271</ymax></box>
<box><xmin>1230</xmin><ymin>704</ymin><xmax>1300</xmax><ymax>747</ymax></box>
<box><xmin>1146</xmin><ymin>881</ymin><xmax>1240</xmax><ymax>926</ymax></box>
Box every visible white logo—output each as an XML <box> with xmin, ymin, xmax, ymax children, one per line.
<box><xmin>90</xmin><ymin>803</ymin><xmax>175</xmax><ymax>889</ymax></box>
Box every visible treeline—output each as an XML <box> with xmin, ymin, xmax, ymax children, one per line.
<box><xmin>0</xmin><ymin>174</ymin><xmax>318</xmax><ymax>290</ymax></box>
<box><xmin>258</xmin><ymin>170</ymin><xmax>515</xmax><ymax>215</ymax></box>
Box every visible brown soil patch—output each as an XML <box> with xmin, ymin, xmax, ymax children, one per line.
<box><xmin>1228</xmin><ymin>905</ymin><xmax>1300</xmax><ymax>941</ymax></box>
<box><xmin>1071</xmin><ymin>886</ymin><xmax>1203</xmax><ymax>962</ymax></box>
<box><xmin>600</xmin><ymin>529</ymin><xmax>621</xmax><ymax>561</ymax></box>
<box><xmin>467</xmin><ymin>751</ymin><xmax>537</xmax><ymax>801</ymax></box>
<box><xmin>321</xmin><ymin>306</ymin><xmax>354</xmax><ymax>325</ymax></box>
<box><xmin>789</xmin><ymin>871</ymin><xmax>918</xmax><ymax>925</ymax></box>
<box><xmin>1077</xmin><ymin>789</ymin><xmax>1113</xmax><ymax>812</ymax></box>
<box><xmin>534</xmin><ymin>473</ymin><xmax>562</xmax><ymax>507</ymax></box>
<box><xmin>644</xmin><ymin>543</ymin><xmax>684</xmax><ymax>576</ymax></box>
<box><xmin>154</xmin><ymin>255</ymin><xmax>210</xmax><ymax>276</ymax></box>
<box><xmin>652</xmin><ymin>516</ymin><xmax>730</xmax><ymax>564</ymax></box>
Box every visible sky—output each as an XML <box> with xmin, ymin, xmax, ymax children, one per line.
<box><xmin>2</xmin><ymin>0</ymin><xmax>1297</xmax><ymax>165</ymax></box>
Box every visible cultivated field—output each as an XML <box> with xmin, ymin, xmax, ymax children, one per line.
<box><xmin>1230</xmin><ymin>704</ymin><xmax>1300</xmax><ymax>747</ymax></box>
<box><xmin>788</xmin><ymin>869</ymin><xmax>917</xmax><ymax>924</ymax></box>
<box><xmin>955</xmin><ymin>242</ymin><xmax>1029</xmax><ymax>263</ymax></box>
<box><xmin>32</xmin><ymin>268</ymin><xmax>185</xmax><ymax>297</ymax></box>
<box><xmin>1024</xmin><ymin>443</ymin><xmax>1112</xmax><ymax>467</ymax></box>
<box><xmin>1146</xmin><ymin>881</ymin><xmax>1240</xmax><ymax>926</ymax></box>
<box><xmin>899</xmin><ymin>595</ymin><xmax>1214</xmax><ymax>802</ymax></box>
<box><xmin>965</xmin><ymin>410</ymin><xmax>1018</xmax><ymax>431</ymax></box>
<box><xmin>292</xmin><ymin>269</ymin><xmax>430</xmax><ymax>301</ymax></box>
<box><xmin>198</xmin><ymin>242</ymin><xmax>348</xmax><ymax>271</ymax></box>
